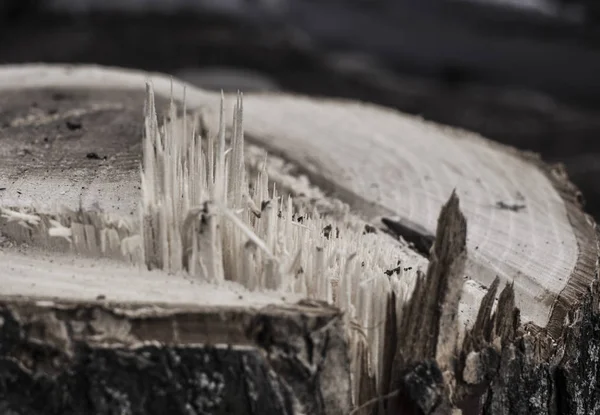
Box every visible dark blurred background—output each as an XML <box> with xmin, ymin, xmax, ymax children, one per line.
<box><xmin>2</xmin><ymin>0</ymin><xmax>600</xmax><ymax>217</ymax></box>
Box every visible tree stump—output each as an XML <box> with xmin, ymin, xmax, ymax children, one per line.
<box><xmin>0</xmin><ymin>64</ymin><xmax>598</xmax><ymax>414</ymax></box>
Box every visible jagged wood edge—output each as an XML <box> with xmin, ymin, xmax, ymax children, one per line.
<box><xmin>379</xmin><ymin>199</ymin><xmax>599</xmax><ymax>414</ymax></box>
<box><xmin>0</xmin><ymin>296</ymin><xmax>353</xmax><ymax>415</ymax></box>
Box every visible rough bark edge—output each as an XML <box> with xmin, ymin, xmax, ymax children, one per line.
<box><xmin>454</xmin><ymin>259</ymin><xmax>600</xmax><ymax>415</ymax></box>
<box><xmin>518</xmin><ymin>152</ymin><xmax>598</xmax><ymax>339</ymax></box>
<box><xmin>454</xmin><ymin>131</ymin><xmax>598</xmax><ymax>339</ymax></box>
<box><xmin>379</xmin><ymin>190</ymin><xmax>600</xmax><ymax>415</ymax></box>
<box><xmin>0</xmin><ymin>297</ymin><xmax>352</xmax><ymax>415</ymax></box>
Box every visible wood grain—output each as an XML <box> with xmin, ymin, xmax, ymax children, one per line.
<box><xmin>1</xmin><ymin>64</ymin><xmax>599</xmax><ymax>414</ymax></box>
<box><xmin>0</xmin><ymin>64</ymin><xmax>595</xmax><ymax>338</ymax></box>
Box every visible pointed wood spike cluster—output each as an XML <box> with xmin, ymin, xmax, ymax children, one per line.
<box><xmin>137</xmin><ymin>84</ymin><xmax>433</xmax><ymax>405</ymax></box>
<box><xmin>0</xmin><ymin>83</ymin><xmax>427</xmax><ymax>407</ymax></box>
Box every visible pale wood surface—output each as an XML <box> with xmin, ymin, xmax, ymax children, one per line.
<box><xmin>0</xmin><ymin>248</ymin><xmax>300</xmax><ymax>308</ymax></box>
<box><xmin>0</xmin><ymin>64</ymin><xmax>596</xmax><ymax>337</ymax></box>
<box><xmin>232</xmin><ymin>93</ymin><xmax>596</xmax><ymax>336</ymax></box>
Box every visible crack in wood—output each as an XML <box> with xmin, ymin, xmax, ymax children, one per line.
<box><xmin>380</xmin><ymin>216</ymin><xmax>435</xmax><ymax>258</ymax></box>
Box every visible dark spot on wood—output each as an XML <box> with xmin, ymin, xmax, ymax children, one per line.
<box><xmin>322</xmin><ymin>224</ymin><xmax>339</xmax><ymax>239</ymax></box>
<box><xmin>86</xmin><ymin>152</ymin><xmax>102</xmax><ymax>160</ymax></box>
<box><xmin>381</xmin><ymin>217</ymin><xmax>434</xmax><ymax>258</ymax></box>
<box><xmin>388</xmin><ymin>360</ymin><xmax>449</xmax><ymax>414</ymax></box>
<box><xmin>385</xmin><ymin>265</ymin><xmax>402</xmax><ymax>276</ymax></box>
<box><xmin>51</xmin><ymin>92</ymin><xmax>67</xmax><ymax>101</ymax></box>
<box><xmin>495</xmin><ymin>201</ymin><xmax>526</xmax><ymax>212</ymax></box>
<box><xmin>0</xmin><ymin>187</ymin><xmax>6</xmax><ymax>191</ymax></box>
<box><xmin>363</xmin><ymin>224</ymin><xmax>377</xmax><ymax>235</ymax></box>
<box><xmin>65</xmin><ymin>119</ymin><xmax>82</xmax><ymax>130</ymax></box>
<box><xmin>96</xmin><ymin>295</ymin><xmax>106</xmax><ymax>301</ymax></box>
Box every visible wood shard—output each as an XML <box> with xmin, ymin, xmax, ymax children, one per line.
<box><xmin>388</xmin><ymin>190</ymin><xmax>467</xmax><ymax>412</ymax></box>
<box><xmin>396</xmin><ymin>190</ymin><xmax>467</xmax><ymax>364</ymax></box>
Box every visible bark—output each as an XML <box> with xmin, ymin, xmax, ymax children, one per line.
<box><xmin>0</xmin><ymin>299</ymin><xmax>351</xmax><ymax>415</ymax></box>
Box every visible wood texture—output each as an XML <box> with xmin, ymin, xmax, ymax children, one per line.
<box><xmin>1</xmin><ymin>64</ymin><xmax>594</xmax><ymax>335</ymax></box>
<box><xmin>232</xmin><ymin>94</ymin><xmax>596</xmax><ymax>337</ymax></box>
<box><xmin>6</xmin><ymin>1</ymin><xmax>600</xmax><ymax>224</ymax></box>
<box><xmin>0</xmin><ymin>64</ymin><xmax>598</xmax><ymax>414</ymax></box>
<box><xmin>0</xmin><ymin>66</ymin><xmax>356</xmax><ymax>415</ymax></box>
<box><xmin>0</xmin><ymin>296</ymin><xmax>351</xmax><ymax>415</ymax></box>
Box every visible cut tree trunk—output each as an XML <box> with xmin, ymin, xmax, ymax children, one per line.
<box><xmin>0</xmin><ymin>64</ymin><xmax>598</xmax><ymax>414</ymax></box>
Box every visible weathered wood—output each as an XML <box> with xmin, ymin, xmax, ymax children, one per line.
<box><xmin>0</xmin><ymin>296</ymin><xmax>351</xmax><ymax>415</ymax></box>
<box><xmin>0</xmin><ymin>64</ymin><xmax>598</xmax><ymax>414</ymax></box>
